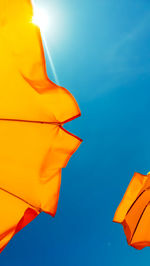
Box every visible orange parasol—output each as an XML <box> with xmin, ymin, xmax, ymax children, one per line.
<box><xmin>0</xmin><ymin>0</ymin><xmax>82</xmax><ymax>252</ymax></box>
<box><xmin>114</xmin><ymin>172</ymin><xmax>150</xmax><ymax>249</ymax></box>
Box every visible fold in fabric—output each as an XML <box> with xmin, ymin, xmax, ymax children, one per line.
<box><xmin>0</xmin><ymin>0</ymin><xmax>82</xmax><ymax>252</ymax></box>
<box><xmin>113</xmin><ymin>172</ymin><xmax>150</xmax><ymax>249</ymax></box>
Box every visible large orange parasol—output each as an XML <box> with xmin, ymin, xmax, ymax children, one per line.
<box><xmin>0</xmin><ymin>0</ymin><xmax>82</xmax><ymax>252</ymax></box>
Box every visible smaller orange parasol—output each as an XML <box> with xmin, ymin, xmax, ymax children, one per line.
<box><xmin>113</xmin><ymin>172</ymin><xmax>150</xmax><ymax>249</ymax></box>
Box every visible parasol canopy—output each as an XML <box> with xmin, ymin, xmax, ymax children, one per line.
<box><xmin>114</xmin><ymin>172</ymin><xmax>150</xmax><ymax>249</ymax></box>
<box><xmin>0</xmin><ymin>0</ymin><xmax>82</xmax><ymax>252</ymax></box>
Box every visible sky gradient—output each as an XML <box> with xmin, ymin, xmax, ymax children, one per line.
<box><xmin>2</xmin><ymin>0</ymin><xmax>150</xmax><ymax>265</ymax></box>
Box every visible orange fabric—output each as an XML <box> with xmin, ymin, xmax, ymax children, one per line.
<box><xmin>113</xmin><ymin>172</ymin><xmax>150</xmax><ymax>249</ymax></box>
<box><xmin>0</xmin><ymin>0</ymin><xmax>82</xmax><ymax>252</ymax></box>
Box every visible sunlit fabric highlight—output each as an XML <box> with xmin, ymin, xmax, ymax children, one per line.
<box><xmin>113</xmin><ymin>172</ymin><xmax>150</xmax><ymax>249</ymax></box>
<box><xmin>0</xmin><ymin>0</ymin><xmax>81</xmax><ymax>252</ymax></box>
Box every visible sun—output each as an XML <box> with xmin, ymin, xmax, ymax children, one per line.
<box><xmin>32</xmin><ymin>6</ymin><xmax>49</xmax><ymax>32</ymax></box>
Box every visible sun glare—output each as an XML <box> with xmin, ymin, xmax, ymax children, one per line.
<box><xmin>32</xmin><ymin>6</ymin><xmax>49</xmax><ymax>32</ymax></box>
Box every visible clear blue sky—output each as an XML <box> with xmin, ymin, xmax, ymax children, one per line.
<box><xmin>2</xmin><ymin>0</ymin><xmax>150</xmax><ymax>265</ymax></box>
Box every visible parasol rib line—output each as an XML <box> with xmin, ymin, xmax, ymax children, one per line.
<box><xmin>0</xmin><ymin>118</ymin><xmax>60</xmax><ymax>125</ymax></box>
<box><xmin>126</xmin><ymin>187</ymin><xmax>150</xmax><ymax>215</ymax></box>
<box><xmin>0</xmin><ymin>187</ymin><xmax>42</xmax><ymax>213</ymax></box>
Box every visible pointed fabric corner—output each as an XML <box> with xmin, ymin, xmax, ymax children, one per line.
<box><xmin>113</xmin><ymin>172</ymin><xmax>150</xmax><ymax>249</ymax></box>
<box><xmin>0</xmin><ymin>188</ymin><xmax>39</xmax><ymax>253</ymax></box>
<box><xmin>0</xmin><ymin>0</ymin><xmax>82</xmax><ymax>252</ymax></box>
